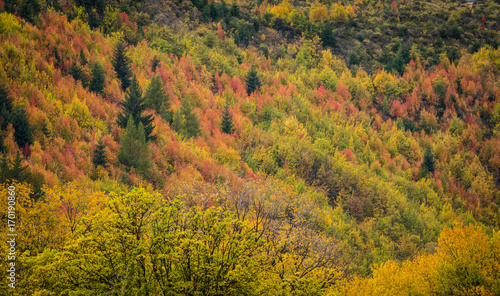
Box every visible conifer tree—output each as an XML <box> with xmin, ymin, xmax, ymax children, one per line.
<box><xmin>0</xmin><ymin>84</ymin><xmax>13</xmax><ymax>130</ymax></box>
<box><xmin>0</xmin><ymin>152</ymin><xmax>30</xmax><ymax>184</ymax></box>
<box><xmin>173</xmin><ymin>99</ymin><xmax>200</xmax><ymax>138</ymax></box>
<box><xmin>151</xmin><ymin>55</ymin><xmax>160</xmax><ymax>73</ymax></box>
<box><xmin>89</xmin><ymin>62</ymin><xmax>105</xmax><ymax>94</ymax></box>
<box><xmin>79</xmin><ymin>48</ymin><xmax>87</xmax><ymax>65</ymax></box>
<box><xmin>246</xmin><ymin>65</ymin><xmax>261</xmax><ymax>95</ymax></box>
<box><xmin>11</xmin><ymin>107</ymin><xmax>33</xmax><ymax>149</ymax></box>
<box><xmin>320</xmin><ymin>22</ymin><xmax>336</xmax><ymax>48</ymax></box>
<box><xmin>221</xmin><ymin>103</ymin><xmax>234</xmax><ymax>134</ymax></box>
<box><xmin>19</xmin><ymin>0</ymin><xmax>41</xmax><ymax>23</ymax></box>
<box><xmin>117</xmin><ymin>77</ymin><xmax>156</xmax><ymax>142</ymax></box>
<box><xmin>92</xmin><ymin>138</ymin><xmax>108</xmax><ymax>169</ymax></box>
<box><xmin>144</xmin><ymin>75</ymin><xmax>173</xmax><ymax>123</ymax></box>
<box><xmin>421</xmin><ymin>148</ymin><xmax>436</xmax><ymax>175</ymax></box>
<box><xmin>69</xmin><ymin>60</ymin><xmax>88</xmax><ymax>87</ymax></box>
<box><xmin>119</xmin><ymin>116</ymin><xmax>150</xmax><ymax>175</ymax></box>
<box><xmin>112</xmin><ymin>40</ymin><xmax>133</xmax><ymax>90</ymax></box>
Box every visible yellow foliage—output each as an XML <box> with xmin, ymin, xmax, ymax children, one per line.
<box><xmin>65</xmin><ymin>95</ymin><xmax>93</xmax><ymax>128</ymax></box>
<box><xmin>373</xmin><ymin>70</ymin><xmax>396</xmax><ymax>94</ymax></box>
<box><xmin>310</xmin><ymin>4</ymin><xmax>329</xmax><ymax>22</ymax></box>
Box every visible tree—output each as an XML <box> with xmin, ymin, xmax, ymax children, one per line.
<box><xmin>89</xmin><ymin>62</ymin><xmax>105</xmax><ymax>94</ymax></box>
<box><xmin>69</xmin><ymin>60</ymin><xmax>88</xmax><ymax>87</ymax></box>
<box><xmin>119</xmin><ymin>116</ymin><xmax>150</xmax><ymax>174</ymax></box>
<box><xmin>19</xmin><ymin>0</ymin><xmax>41</xmax><ymax>23</ymax></box>
<box><xmin>0</xmin><ymin>83</ymin><xmax>13</xmax><ymax>130</ymax></box>
<box><xmin>173</xmin><ymin>99</ymin><xmax>200</xmax><ymax>138</ymax></box>
<box><xmin>92</xmin><ymin>138</ymin><xmax>108</xmax><ymax>169</ymax></box>
<box><xmin>112</xmin><ymin>39</ymin><xmax>133</xmax><ymax>90</ymax></box>
<box><xmin>117</xmin><ymin>77</ymin><xmax>156</xmax><ymax>141</ymax></box>
<box><xmin>0</xmin><ymin>152</ymin><xmax>30</xmax><ymax>184</ymax></box>
<box><xmin>79</xmin><ymin>49</ymin><xmax>87</xmax><ymax>65</ymax></box>
<box><xmin>221</xmin><ymin>103</ymin><xmax>234</xmax><ymax>134</ymax></box>
<box><xmin>246</xmin><ymin>65</ymin><xmax>261</xmax><ymax>95</ymax></box>
<box><xmin>144</xmin><ymin>74</ymin><xmax>172</xmax><ymax>123</ymax></box>
<box><xmin>320</xmin><ymin>22</ymin><xmax>336</xmax><ymax>48</ymax></box>
<box><xmin>421</xmin><ymin>148</ymin><xmax>435</xmax><ymax>175</ymax></box>
<box><xmin>11</xmin><ymin>107</ymin><xmax>33</xmax><ymax>149</ymax></box>
<box><xmin>151</xmin><ymin>55</ymin><xmax>160</xmax><ymax>72</ymax></box>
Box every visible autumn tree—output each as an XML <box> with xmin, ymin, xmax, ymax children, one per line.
<box><xmin>119</xmin><ymin>116</ymin><xmax>151</xmax><ymax>174</ymax></box>
<box><xmin>112</xmin><ymin>39</ymin><xmax>133</xmax><ymax>90</ymax></box>
<box><xmin>117</xmin><ymin>77</ymin><xmax>156</xmax><ymax>141</ymax></box>
<box><xmin>246</xmin><ymin>65</ymin><xmax>261</xmax><ymax>95</ymax></box>
<box><xmin>11</xmin><ymin>107</ymin><xmax>33</xmax><ymax>149</ymax></box>
<box><xmin>89</xmin><ymin>62</ymin><xmax>105</xmax><ymax>94</ymax></box>
<box><xmin>221</xmin><ymin>102</ymin><xmax>234</xmax><ymax>134</ymax></box>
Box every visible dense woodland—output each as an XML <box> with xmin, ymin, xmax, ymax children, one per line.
<box><xmin>0</xmin><ymin>0</ymin><xmax>500</xmax><ymax>294</ymax></box>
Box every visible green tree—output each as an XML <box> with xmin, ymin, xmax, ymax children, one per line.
<box><xmin>173</xmin><ymin>99</ymin><xmax>200</xmax><ymax>138</ymax></box>
<box><xmin>89</xmin><ymin>62</ymin><xmax>105</xmax><ymax>94</ymax></box>
<box><xmin>117</xmin><ymin>77</ymin><xmax>156</xmax><ymax>141</ymax></box>
<box><xmin>11</xmin><ymin>107</ymin><xmax>33</xmax><ymax>149</ymax></box>
<box><xmin>19</xmin><ymin>0</ymin><xmax>41</xmax><ymax>23</ymax></box>
<box><xmin>0</xmin><ymin>83</ymin><xmax>13</xmax><ymax>130</ymax></box>
<box><xmin>119</xmin><ymin>116</ymin><xmax>151</xmax><ymax>175</ymax></box>
<box><xmin>246</xmin><ymin>65</ymin><xmax>261</xmax><ymax>95</ymax></box>
<box><xmin>112</xmin><ymin>39</ymin><xmax>133</xmax><ymax>90</ymax></box>
<box><xmin>69</xmin><ymin>60</ymin><xmax>88</xmax><ymax>87</ymax></box>
<box><xmin>221</xmin><ymin>103</ymin><xmax>234</xmax><ymax>134</ymax></box>
<box><xmin>79</xmin><ymin>48</ymin><xmax>87</xmax><ymax>65</ymax></box>
<box><xmin>421</xmin><ymin>148</ymin><xmax>436</xmax><ymax>175</ymax></box>
<box><xmin>151</xmin><ymin>55</ymin><xmax>160</xmax><ymax>72</ymax></box>
<box><xmin>144</xmin><ymin>74</ymin><xmax>172</xmax><ymax>123</ymax></box>
<box><xmin>320</xmin><ymin>22</ymin><xmax>336</xmax><ymax>48</ymax></box>
<box><xmin>0</xmin><ymin>152</ymin><xmax>30</xmax><ymax>184</ymax></box>
<box><xmin>92</xmin><ymin>138</ymin><xmax>108</xmax><ymax>169</ymax></box>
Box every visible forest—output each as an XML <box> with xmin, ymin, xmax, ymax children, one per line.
<box><xmin>0</xmin><ymin>0</ymin><xmax>499</xmax><ymax>294</ymax></box>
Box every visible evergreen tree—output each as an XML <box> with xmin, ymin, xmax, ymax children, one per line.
<box><xmin>112</xmin><ymin>40</ymin><xmax>133</xmax><ymax>90</ymax></box>
<box><xmin>151</xmin><ymin>55</ymin><xmax>160</xmax><ymax>73</ymax></box>
<box><xmin>246</xmin><ymin>66</ymin><xmax>261</xmax><ymax>95</ymax></box>
<box><xmin>79</xmin><ymin>49</ymin><xmax>87</xmax><ymax>65</ymax></box>
<box><xmin>69</xmin><ymin>60</ymin><xmax>88</xmax><ymax>87</ymax></box>
<box><xmin>119</xmin><ymin>116</ymin><xmax>150</xmax><ymax>175</ymax></box>
<box><xmin>0</xmin><ymin>152</ymin><xmax>30</xmax><ymax>184</ymax></box>
<box><xmin>117</xmin><ymin>77</ymin><xmax>156</xmax><ymax>142</ymax></box>
<box><xmin>89</xmin><ymin>62</ymin><xmax>105</xmax><ymax>94</ymax></box>
<box><xmin>182</xmin><ymin>99</ymin><xmax>200</xmax><ymax>138</ymax></box>
<box><xmin>320</xmin><ymin>22</ymin><xmax>336</xmax><ymax>48</ymax></box>
<box><xmin>0</xmin><ymin>84</ymin><xmax>13</xmax><ymax>130</ymax></box>
<box><xmin>173</xmin><ymin>99</ymin><xmax>200</xmax><ymax>138</ymax></box>
<box><xmin>221</xmin><ymin>103</ymin><xmax>234</xmax><ymax>134</ymax></box>
<box><xmin>19</xmin><ymin>0</ymin><xmax>41</xmax><ymax>23</ymax></box>
<box><xmin>92</xmin><ymin>138</ymin><xmax>108</xmax><ymax>169</ymax></box>
<box><xmin>421</xmin><ymin>148</ymin><xmax>436</xmax><ymax>175</ymax></box>
<box><xmin>144</xmin><ymin>75</ymin><xmax>172</xmax><ymax>123</ymax></box>
<box><xmin>0</xmin><ymin>131</ymin><xmax>5</xmax><ymax>153</ymax></box>
<box><xmin>11</xmin><ymin>107</ymin><xmax>33</xmax><ymax>149</ymax></box>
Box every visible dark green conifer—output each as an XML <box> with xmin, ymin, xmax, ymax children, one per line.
<box><xmin>89</xmin><ymin>62</ymin><xmax>105</xmax><ymax>94</ymax></box>
<box><xmin>0</xmin><ymin>84</ymin><xmax>13</xmax><ymax>130</ymax></box>
<box><xmin>246</xmin><ymin>66</ymin><xmax>261</xmax><ymax>95</ymax></box>
<box><xmin>69</xmin><ymin>60</ymin><xmax>88</xmax><ymax>87</ymax></box>
<box><xmin>0</xmin><ymin>152</ymin><xmax>30</xmax><ymax>184</ymax></box>
<box><xmin>117</xmin><ymin>77</ymin><xmax>156</xmax><ymax>141</ymax></box>
<box><xmin>320</xmin><ymin>22</ymin><xmax>336</xmax><ymax>48</ymax></box>
<box><xmin>11</xmin><ymin>107</ymin><xmax>33</xmax><ymax>149</ymax></box>
<box><xmin>221</xmin><ymin>103</ymin><xmax>234</xmax><ymax>134</ymax></box>
<box><xmin>92</xmin><ymin>138</ymin><xmax>108</xmax><ymax>169</ymax></box>
<box><xmin>119</xmin><ymin>116</ymin><xmax>150</xmax><ymax>175</ymax></box>
<box><xmin>79</xmin><ymin>49</ymin><xmax>87</xmax><ymax>65</ymax></box>
<box><xmin>112</xmin><ymin>40</ymin><xmax>133</xmax><ymax>90</ymax></box>
<box><xmin>19</xmin><ymin>0</ymin><xmax>41</xmax><ymax>23</ymax></box>
<box><xmin>151</xmin><ymin>55</ymin><xmax>160</xmax><ymax>73</ymax></box>
<box><xmin>421</xmin><ymin>148</ymin><xmax>436</xmax><ymax>175</ymax></box>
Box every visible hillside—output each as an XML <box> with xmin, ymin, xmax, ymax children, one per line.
<box><xmin>0</xmin><ymin>0</ymin><xmax>500</xmax><ymax>294</ymax></box>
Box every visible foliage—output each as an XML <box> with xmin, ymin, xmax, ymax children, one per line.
<box><xmin>112</xmin><ymin>39</ymin><xmax>133</xmax><ymax>90</ymax></box>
